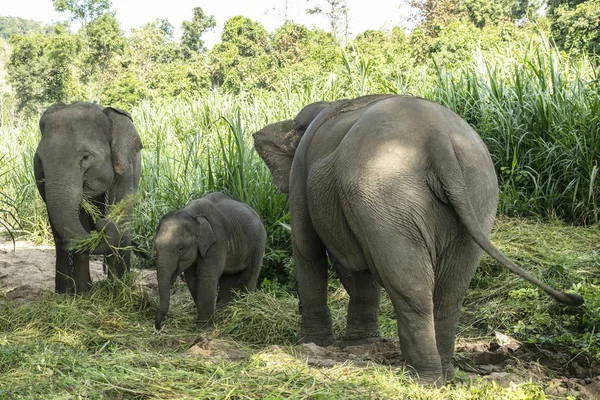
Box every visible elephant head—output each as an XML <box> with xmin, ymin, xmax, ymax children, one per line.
<box><xmin>253</xmin><ymin>101</ymin><xmax>332</xmax><ymax>193</ymax></box>
<box><xmin>34</xmin><ymin>102</ymin><xmax>142</xmax><ymax>249</ymax></box>
<box><xmin>154</xmin><ymin>211</ymin><xmax>216</xmax><ymax>329</ymax></box>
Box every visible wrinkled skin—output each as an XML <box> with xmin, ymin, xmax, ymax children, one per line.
<box><xmin>154</xmin><ymin>192</ymin><xmax>267</xmax><ymax>330</ymax></box>
<box><xmin>253</xmin><ymin>95</ymin><xmax>583</xmax><ymax>385</ymax></box>
<box><xmin>34</xmin><ymin>102</ymin><xmax>143</xmax><ymax>294</ymax></box>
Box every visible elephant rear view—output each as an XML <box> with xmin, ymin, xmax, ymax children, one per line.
<box><xmin>154</xmin><ymin>192</ymin><xmax>267</xmax><ymax>330</ymax></box>
<box><xmin>253</xmin><ymin>94</ymin><xmax>583</xmax><ymax>385</ymax></box>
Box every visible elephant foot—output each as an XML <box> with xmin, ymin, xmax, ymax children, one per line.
<box><xmin>298</xmin><ymin>332</ymin><xmax>336</xmax><ymax>347</ymax></box>
<box><xmin>442</xmin><ymin>363</ymin><xmax>455</xmax><ymax>382</ymax></box>
<box><xmin>340</xmin><ymin>333</ymin><xmax>382</xmax><ymax>348</ymax></box>
<box><xmin>403</xmin><ymin>365</ymin><xmax>444</xmax><ymax>387</ymax></box>
<box><xmin>196</xmin><ymin>318</ymin><xmax>215</xmax><ymax>330</ymax></box>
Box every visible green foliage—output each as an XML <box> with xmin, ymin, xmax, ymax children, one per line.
<box><xmin>550</xmin><ymin>0</ymin><xmax>600</xmax><ymax>54</ymax></box>
<box><xmin>351</xmin><ymin>28</ymin><xmax>413</xmax><ymax>88</ymax></box>
<box><xmin>211</xmin><ymin>16</ymin><xmax>270</xmax><ymax>92</ymax></box>
<box><xmin>180</xmin><ymin>7</ymin><xmax>216</xmax><ymax>57</ymax></box>
<box><xmin>464</xmin><ymin>218</ymin><xmax>600</xmax><ymax>360</ymax></box>
<box><xmin>0</xmin><ymin>16</ymin><xmax>52</xmax><ymax>40</ymax></box>
<box><xmin>410</xmin><ymin>0</ymin><xmax>461</xmax><ymax>35</ymax></box>
<box><xmin>52</xmin><ymin>0</ymin><xmax>112</xmax><ymax>24</ymax></box>
<box><xmin>306</xmin><ymin>0</ymin><xmax>349</xmax><ymax>42</ymax></box>
<box><xmin>459</xmin><ymin>0</ymin><xmax>534</xmax><ymax>28</ymax></box>
<box><xmin>80</xmin><ymin>13</ymin><xmax>125</xmax><ymax>102</ymax></box>
<box><xmin>6</xmin><ymin>27</ymin><xmax>79</xmax><ymax>114</ymax></box>
<box><xmin>129</xmin><ymin>19</ymin><xmax>179</xmax><ymax>66</ymax></box>
<box><xmin>221</xmin><ymin>16</ymin><xmax>268</xmax><ymax>57</ymax></box>
<box><xmin>0</xmin><ymin>155</ymin><xmax>19</xmax><ymax>247</ymax></box>
<box><xmin>270</xmin><ymin>23</ymin><xmax>340</xmax><ymax>87</ymax></box>
<box><xmin>100</xmin><ymin>71</ymin><xmax>146</xmax><ymax>108</ymax></box>
<box><xmin>430</xmin><ymin>38</ymin><xmax>600</xmax><ymax>224</ymax></box>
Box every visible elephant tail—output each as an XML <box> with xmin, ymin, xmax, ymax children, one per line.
<box><xmin>440</xmin><ymin>148</ymin><xmax>584</xmax><ymax>307</ymax></box>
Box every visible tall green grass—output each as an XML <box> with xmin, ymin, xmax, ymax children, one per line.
<box><xmin>430</xmin><ymin>38</ymin><xmax>600</xmax><ymax>224</ymax></box>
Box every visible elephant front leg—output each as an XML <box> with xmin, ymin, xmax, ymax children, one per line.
<box><xmin>72</xmin><ymin>252</ymin><xmax>92</xmax><ymax>294</ymax></box>
<box><xmin>342</xmin><ymin>270</ymin><xmax>382</xmax><ymax>346</ymax></box>
<box><xmin>184</xmin><ymin>265</ymin><xmax>199</xmax><ymax>305</ymax></box>
<box><xmin>55</xmin><ymin>244</ymin><xmax>73</xmax><ymax>293</ymax></box>
<box><xmin>50</xmin><ymin>224</ymin><xmax>74</xmax><ymax>294</ymax></box>
<box><xmin>105</xmin><ymin>244</ymin><xmax>131</xmax><ymax>279</ymax></box>
<box><xmin>96</xmin><ymin>218</ymin><xmax>131</xmax><ymax>279</ymax></box>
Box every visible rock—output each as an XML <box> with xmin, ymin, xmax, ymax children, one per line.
<box><xmin>494</xmin><ymin>331</ymin><xmax>522</xmax><ymax>353</ymax></box>
<box><xmin>487</xmin><ymin>372</ymin><xmax>523</xmax><ymax>387</ymax></box>
<box><xmin>478</xmin><ymin>364</ymin><xmax>503</xmax><ymax>374</ymax></box>
<box><xmin>186</xmin><ymin>344</ymin><xmax>213</xmax><ymax>357</ymax></box>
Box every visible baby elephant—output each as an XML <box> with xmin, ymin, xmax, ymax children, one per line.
<box><xmin>154</xmin><ymin>192</ymin><xmax>266</xmax><ymax>329</ymax></box>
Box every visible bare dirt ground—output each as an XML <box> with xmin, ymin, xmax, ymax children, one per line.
<box><xmin>0</xmin><ymin>238</ymin><xmax>157</xmax><ymax>305</ymax></box>
<box><xmin>1</xmin><ymin>239</ymin><xmax>599</xmax><ymax>398</ymax></box>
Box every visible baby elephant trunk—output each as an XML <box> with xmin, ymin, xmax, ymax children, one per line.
<box><xmin>155</xmin><ymin>259</ymin><xmax>174</xmax><ymax>330</ymax></box>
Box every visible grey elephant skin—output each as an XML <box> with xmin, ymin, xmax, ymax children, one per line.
<box><xmin>154</xmin><ymin>192</ymin><xmax>267</xmax><ymax>330</ymax></box>
<box><xmin>253</xmin><ymin>94</ymin><xmax>583</xmax><ymax>385</ymax></box>
<box><xmin>34</xmin><ymin>102</ymin><xmax>143</xmax><ymax>294</ymax></box>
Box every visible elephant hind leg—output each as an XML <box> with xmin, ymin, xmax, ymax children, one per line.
<box><xmin>217</xmin><ymin>273</ymin><xmax>240</xmax><ymax>305</ymax></box>
<box><xmin>433</xmin><ymin>233</ymin><xmax>484</xmax><ymax>381</ymax></box>
<box><xmin>342</xmin><ymin>270</ymin><xmax>382</xmax><ymax>345</ymax></box>
<box><xmin>237</xmin><ymin>247</ymin><xmax>264</xmax><ymax>293</ymax></box>
<box><xmin>369</xmin><ymin>234</ymin><xmax>443</xmax><ymax>385</ymax></box>
<box><xmin>217</xmin><ymin>248</ymin><xmax>264</xmax><ymax>305</ymax></box>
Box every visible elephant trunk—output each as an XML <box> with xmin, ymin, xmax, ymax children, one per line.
<box><xmin>45</xmin><ymin>175</ymin><xmax>114</xmax><ymax>255</ymax></box>
<box><xmin>45</xmin><ymin>177</ymin><xmax>90</xmax><ymax>245</ymax></box>
<box><xmin>155</xmin><ymin>258</ymin><xmax>174</xmax><ymax>330</ymax></box>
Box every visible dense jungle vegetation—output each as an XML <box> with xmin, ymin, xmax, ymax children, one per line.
<box><xmin>0</xmin><ymin>0</ymin><xmax>599</xmax><ymax>398</ymax></box>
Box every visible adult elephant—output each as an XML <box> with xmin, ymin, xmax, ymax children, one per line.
<box><xmin>253</xmin><ymin>94</ymin><xmax>583</xmax><ymax>385</ymax></box>
<box><xmin>34</xmin><ymin>102</ymin><xmax>143</xmax><ymax>294</ymax></box>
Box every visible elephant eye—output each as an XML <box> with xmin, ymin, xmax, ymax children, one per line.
<box><xmin>81</xmin><ymin>153</ymin><xmax>94</xmax><ymax>165</ymax></box>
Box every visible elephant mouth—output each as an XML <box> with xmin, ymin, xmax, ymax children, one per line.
<box><xmin>171</xmin><ymin>267</ymin><xmax>184</xmax><ymax>285</ymax></box>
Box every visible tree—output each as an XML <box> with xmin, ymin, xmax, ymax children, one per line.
<box><xmin>181</xmin><ymin>7</ymin><xmax>216</xmax><ymax>58</ymax></box>
<box><xmin>52</xmin><ymin>0</ymin><xmax>112</xmax><ymax>26</ymax></box>
<box><xmin>129</xmin><ymin>19</ymin><xmax>179</xmax><ymax>77</ymax></box>
<box><xmin>269</xmin><ymin>22</ymin><xmax>340</xmax><ymax>87</ymax></box>
<box><xmin>7</xmin><ymin>26</ymin><xmax>79</xmax><ymax>114</ymax></box>
<box><xmin>460</xmin><ymin>0</ymin><xmax>535</xmax><ymax>28</ymax></box>
<box><xmin>158</xmin><ymin>18</ymin><xmax>174</xmax><ymax>40</ymax></box>
<box><xmin>211</xmin><ymin>16</ymin><xmax>270</xmax><ymax>92</ymax></box>
<box><xmin>550</xmin><ymin>0</ymin><xmax>600</xmax><ymax>53</ymax></box>
<box><xmin>408</xmin><ymin>0</ymin><xmax>461</xmax><ymax>36</ymax></box>
<box><xmin>0</xmin><ymin>16</ymin><xmax>53</xmax><ymax>40</ymax></box>
<box><xmin>306</xmin><ymin>0</ymin><xmax>349</xmax><ymax>43</ymax></box>
<box><xmin>52</xmin><ymin>0</ymin><xmax>123</xmax><ymax>102</ymax></box>
<box><xmin>127</xmin><ymin>19</ymin><xmax>205</xmax><ymax>100</ymax></box>
<box><xmin>82</xmin><ymin>13</ymin><xmax>125</xmax><ymax>102</ymax></box>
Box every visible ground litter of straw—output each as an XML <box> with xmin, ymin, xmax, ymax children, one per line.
<box><xmin>1</xmin><ymin>238</ymin><xmax>599</xmax><ymax>399</ymax></box>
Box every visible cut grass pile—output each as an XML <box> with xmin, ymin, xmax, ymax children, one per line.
<box><xmin>1</xmin><ymin>218</ymin><xmax>598</xmax><ymax>398</ymax></box>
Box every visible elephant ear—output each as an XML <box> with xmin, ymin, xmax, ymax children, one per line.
<box><xmin>253</xmin><ymin>119</ymin><xmax>300</xmax><ymax>194</ymax></box>
<box><xmin>195</xmin><ymin>216</ymin><xmax>216</xmax><ymax>257</ymax></box>
<box><xmin>103</xmin><ymin>107</ymin><xmax>143</xmax><ymax>175</ymax></box>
